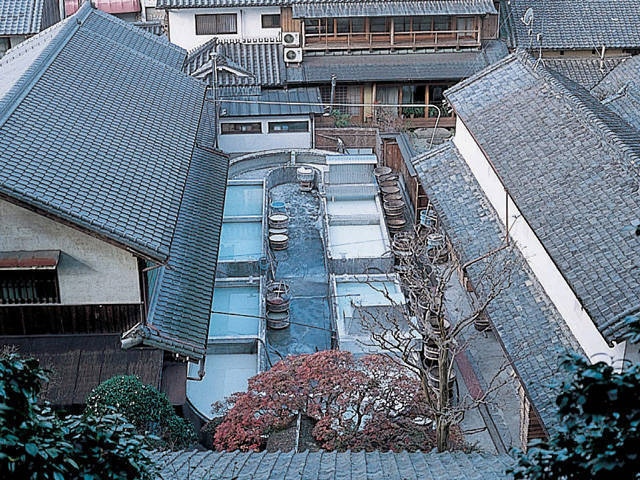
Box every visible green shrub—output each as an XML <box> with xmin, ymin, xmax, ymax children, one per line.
<box><xmin>85</xmin><ymin>375</ymin><xmax>195</xmax><ymax>450</ymax></box>
<box><xmin>0</xmin><ymin>350</ymin><xmax>155</xmax><ymax>479</ymax></box>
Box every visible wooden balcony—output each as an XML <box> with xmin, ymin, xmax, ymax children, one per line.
<box><xmin>304</xmin><ymin>29</ymin><xmax>480</xmax><ymax>51</ymax></box>
<box><xmin>0</xmin><ymin>303</ymin><xmax>143</xmax><ymax>336</ymax></box>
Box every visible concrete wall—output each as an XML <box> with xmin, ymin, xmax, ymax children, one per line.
<box><xmin>452</xmin><ymin>118</ymin><xmax>625</xmax><ymax>363</ymax></box>
<box><xmin>167</xmin><ymin>7</ymin><xmax>280</xmax><ymax>50</ymax></box>
<box><xmin>0</xmin><ymin>199</ymin><xmax>141</xmax><ymax>304</ymax></box>
<box><xmin>218</xmin><ymin>115</ymin><xmax>314</xmax><ymax>154</ymax></box>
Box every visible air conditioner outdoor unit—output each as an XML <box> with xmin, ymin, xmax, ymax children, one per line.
<box><xmin>282</xmin><ymin>32</ymin><xmax>300</xmax><ymax>47</ymax></box>
<box><xmin>284</xmin><ymin>47</ymin><xmax>303</xmax><ymax>63</ymax></box>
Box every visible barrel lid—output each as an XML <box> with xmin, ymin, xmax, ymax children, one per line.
<box><xmin>269</xmin><ymin>234</ymin><xmax>289</xmax><ymax>241</ymax></box>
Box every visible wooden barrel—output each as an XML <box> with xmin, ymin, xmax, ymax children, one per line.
<box><xmin>296</xmin><ymin>166</ymin><xmax>314</xmax><ymax>182</ymax></box>
<box><xmin>268</xmin><ymin>213</ymin><xmax>289</xmax><ymax>229</ymax></box>
<box><xmin>387</xmin><ymin>217</ymin><xmax>406</xmax><ymax>232</ymax></box>
<box><xmin>380</xmin><ymin>185</ymin><xmax>400</xmax><ymax>196</ymax></box>
<box><xmin>373</xmin><ymin>166</ymin><xmax>392</xmax><ymax>179</ymax></box>
<box><xmin>427</xmin><ymin>366</ymin><xmax>456</xmax><ymax>391</ymax></box>
<box><xmin>383</xmin><ymin>193</ymin><xmax>403</xmax><ymax>202</ymax></box>
<box><xmin>266</xmin><ymin>311</ymin><xmax>290</xmax><ymax>329</ymax></box>
<box><xmin>378</xmin><ymin>173</ymin><xmax>399</xmax><ymax>183</ymax></box>
<box><xmin>384</xmin><ymin>199</ymin><xmax>405</xmax><ymax>215</ymax></box>
<box><xmin>269</xmin><ymin>233</ymin><xmax>289</xmax><ymax>250</ymax></box>
<box><xmin>423</xmin><ymin>340</ymin><xmax>440</xmax><ymax>364</ymax></box>
<box><xmin>379</xmin><ymin>180</ymin><xmax>398</xmax><ymax>189</ymax></box>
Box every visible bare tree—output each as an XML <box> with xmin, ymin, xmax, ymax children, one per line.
<box><xmin>358</xmin><ymin>218</ymin><xmax>517</xmax><ymax>451</ymax></box>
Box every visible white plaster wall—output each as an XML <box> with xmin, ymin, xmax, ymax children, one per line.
<box><xmin>452</xmin><ymin>118</ymin><xmax>625</xmax><ymax>363</ymax></box>
<box><xmin>218</xmin><ymin>116</ymin><xmax>313</xmax><ymax>153</ymax></box>
<box><xmin>167</xmin><ymin>7</ymin><xmax>280</xmax><ymax>50</ymax></box>
<box><xmin>0</xmin><ymin>199</ymin><xmax>141</xmax><ymax>305</ymax></box>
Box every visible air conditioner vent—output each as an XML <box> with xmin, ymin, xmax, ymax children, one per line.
<box><xmin>284</xmin><ymin>47</ymin><xmax>303</xmax><ymax>63</ymax></box>
<box><xmin>282</xmin><ymin>32</ymin><xmax>300</xmax><ymax>47</ymax></box>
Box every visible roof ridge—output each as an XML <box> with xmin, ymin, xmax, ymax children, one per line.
<box><xmin>86</xmin><ymin>8</ymin><xmax>190</xmax><ymax>74</ymax></box>
<box><xmin>526</xmin><ymin>53</ymin><xmax>640</xmax><ymax>173</ymax></box>
<box><xmin>445</xmin><ymin>52</ymin><xmax>519</xmax><ymax>98</ymax></box>
<box><xmin>0</xmin><ymin>3</ymin><xmax>92</xmax><ymax>129</ymax></box>
<box><xmin>90</xmin><ymin>6</ymin><xmax>183</xmax><ymax>55</ymax></box>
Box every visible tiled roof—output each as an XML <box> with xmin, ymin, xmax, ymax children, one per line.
<box><xmin>591</xmin><ymin>55</ymin><xmax>640</xmax><ymax>131</ymax></box>
<box><xmin>0</xmin><ymin>3</ymin><xmax>226</xmax><ymax>359</ymax></box>
<box><xmin>293</xmin><ymin>0</ymin><xmax>496</xmax><ymax>18</ymax></box>
<box><xmin>543</xmin><ymin>57</ymin><xmax>628</xmax><ymax>91</ymax></box>
<box><xmin>133</xmin><ymin>20</ymin><xmax>166</xmax><ymax>37</ymax></box>
<box><xmin>503</xmin><ymin>0</ymin><xmax>640</xmax><ymax>50</ymax></box>
<box><xmin>220</xmin><ymin>87</ymin><xmax>322</xmax><ymax>116</ymax></box>
<box><xmin>186</xmin><ymin>38</ymin><xmax>285</xmax><ymax>87</ymax></box>
<box><xmin>142</xmin><ymin>148</ymin><xmax>229</xmax><ymax>360</ymax></box>
<box><xmin>287</xmin><ymin>40</ymin><xmax>508</xmax><ymax>83</ymax></box>
<box><xmin>151</xmin><ymin>449</ymin><xmax>514</xmax><ymax>479</ymax></box>
<box><xmin>413</xmin><ymin>142</ymin><xmax>583</xmax><ymax>434</ymax></box>
<box><xmin>445</xmin><ymin>52</ymin><xmax>640</xmax><ymax>342</ymax></box>
<box><xmin>0</xmin><ymin>0</ymin><xmax>60</xmax><ymax>36</ymax></box>
<box><xmin>157</xmin><ymin>0</ymin><xmax>292</xmax><ymax>7</ymax></box>
<box><xmin>0</xmin><ymin>3</ymin><xmax>197</xmax><ymax>261</ymax></box>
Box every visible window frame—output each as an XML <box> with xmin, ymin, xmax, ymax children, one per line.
<box><xmin>220</xmin><ymin>122</ymin><xmax>263</xmax><ymax>134</ymax></box>
<box><xmin>0</xmin><ymin>269</ymin><xmax>60</xmax><ymax>305</ymax></box>
<box><xmin>261</xmin><ymin>14</ymin><xmax>281</xmax><ymax>29</ymax></box>
<box><xmin>195</xmin><ymin>13</ymin><xmax>238</xmax><ymax>35</ymax></box>
<box><xmin>268</xmin><ymin>121</ymin><xmax>309</xmax><ymax>134</ymax></box>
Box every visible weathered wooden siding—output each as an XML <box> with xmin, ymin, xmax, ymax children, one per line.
<box><xmin>0</xmin><ymin>303</ymin><xmax>143</xmax><ymax>335</ymax></box>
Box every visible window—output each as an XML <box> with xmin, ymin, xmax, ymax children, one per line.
<box><xmin>320</xmin><ymin>85</ymin><xmax>361</xmax><ymax>116</ymax></box>
<box><xmin>145</xmin><ymin>7</ymin><xmax>163</xmax><ymax>21</ymax></box>
<box><xmin>0</xmin><ymin>270</ymin><xmax>60</xmax><ymax>304</ymax></box>
<box><xmin>195</xmin><ymin>14</ymin><xmax>237</xmax><ymax>35</ymax></box>
<box><xmin>414</xmin><ymin>16</ymin><xmax>433</xmax><ymax>32</ymax></box>
<box><xmin>0</xmin><ymin>37</ymin><xmax>9</xmax><ymax>57</ymax></box>
<box><xmin>261</xmin><ymin>14</ymin><xmax>280</xmax><ymax>28</ymax></box>
<box><xmin>433</xmin><ymin>17</ymin><xmax>451</xmax><ymax>31</ymax></box>
<box><xmin>336</xmin><ymin>18</ymin><xmax>350</xmax><ymax>34</ymax></box>
<box><xmin>351</xmin><ymin>18</ymin><xmax>365</xmax><ymax>33</ymax></box>
<box><xmin>370</xmin><ymin>17</ymin><xmax>389</xmax><ymax>33</ymax></box>
<box><xmin>0</xmin><ymin>250</ymin><xmax>60</xmax><ymax>304</ymax></box>
<box><xmin>268</xmin><ymin>121</ymin><xmax>309</xmax><ymax>133</ymax></box>
<box><xmin>221</xmin><ymin>122</ymin><xmax>262</xmax><ymax>134</ymax></box>
<box><xmin>455</xmin><ymin>17</ymin><xmax>475</xmax><ymax>39</ymax></box>
<box><xmin>394</xmin><ymin>17</ymin><xmax>411</xmax><ymax>33</ymax></box>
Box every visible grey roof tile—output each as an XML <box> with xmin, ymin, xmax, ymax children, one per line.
<box><xmin>413</xmin><ymin>141</ymin><xmax>584</xmax><ymax>433</ymax></box>
<box><xmin>543</xmin><ymin>56</ymin><xmax>628</xmax><ymax>91</ymax></box>
<box><xmin>157</xmin><ymin>0</ymin><xmax>292</xmax><ymax>6</ymax></box>
<box><xmin>445</xmin><ymin>52</ymin><xmax>640</xmax><ymax>342</ymax></box>
<box><xmin>0</xmin><ymin>3</ymin><xmax>227</xmax><ymax>359</ymax></box>
<box><xmin>152</xmin><ymin>449</ymin><xmax>514</xmax><ymax>479</ymax></box>
<box><xmin>0</xmin><ymin>0</ymin><xmax>60</xmax><ymax>35</ymax></box>
<box><xmin>503</xmin><ymin>0</ymin><xmax>640</xmax><ymax>50</ymax></box>
<box><xmin>292</xmin><ymin>0</ymin><xmax>497</xmax><ymax>18</ymax></box>
<box><xmin>144</xmin><ymin>148</ymin><xmax>228</xmax><ymax>359</ymax></box>
<box><xmin>0</xmin><ymin>3</ymin><xmax>198</xmax><ymax>260</ymax></box>
<box><xmin>591</xmin><ymin>55</ymin><xmax>640</xmax><ymax>131</ymax></box>
<box><xmin>287</xmin><ymin>40</ymin><xmax>508</xmax><ymax>83</ymax></box>
<box><xmin>187</xmin><ymin>38</ymin><xmax>285</xmax><ymax>87</ymax></box>
<box><xmin>220</xmin><ymin>87</ymin><xmax>322</xmax><ymax>116</ymax></box>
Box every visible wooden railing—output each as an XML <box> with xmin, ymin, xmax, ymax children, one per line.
<box><xmin>304</xmin><ymin>29</ymin><xmax>480</xmax><ymax>50</ymax></box>
<box><xmin>0</xmin><ymin>303</ymin><xmax>144</xmax><ymax>336</ymax></box>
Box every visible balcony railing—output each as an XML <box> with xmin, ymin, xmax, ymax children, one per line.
<box><xmin>0</xmin><ymin>303</ymin><xmax>144</xmax><ymax>336</ymax></box>
<box><xmin>304</xmin><ymin>29</ymin><xmax>480</xmax><ymax>50</ymax></box>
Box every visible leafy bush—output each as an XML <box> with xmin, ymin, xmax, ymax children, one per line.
<box><xmin>331</xmin><ymin>109</ymin><xmax>351</xmax><ymax>127</ymax></box>
<box><xmin>511</xmin><ymin>317</ymin><xmax>640</xmax><ymax>479</ymax></box>
<box><xmin>0</xmin><ymin>350</ymin><xmax>154</xmax><ymax>479</ymax></box>
<box><xmin>85</xmin><ymin>375</ymin><xmax>195</xmax><ymax>450</ymax></box>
